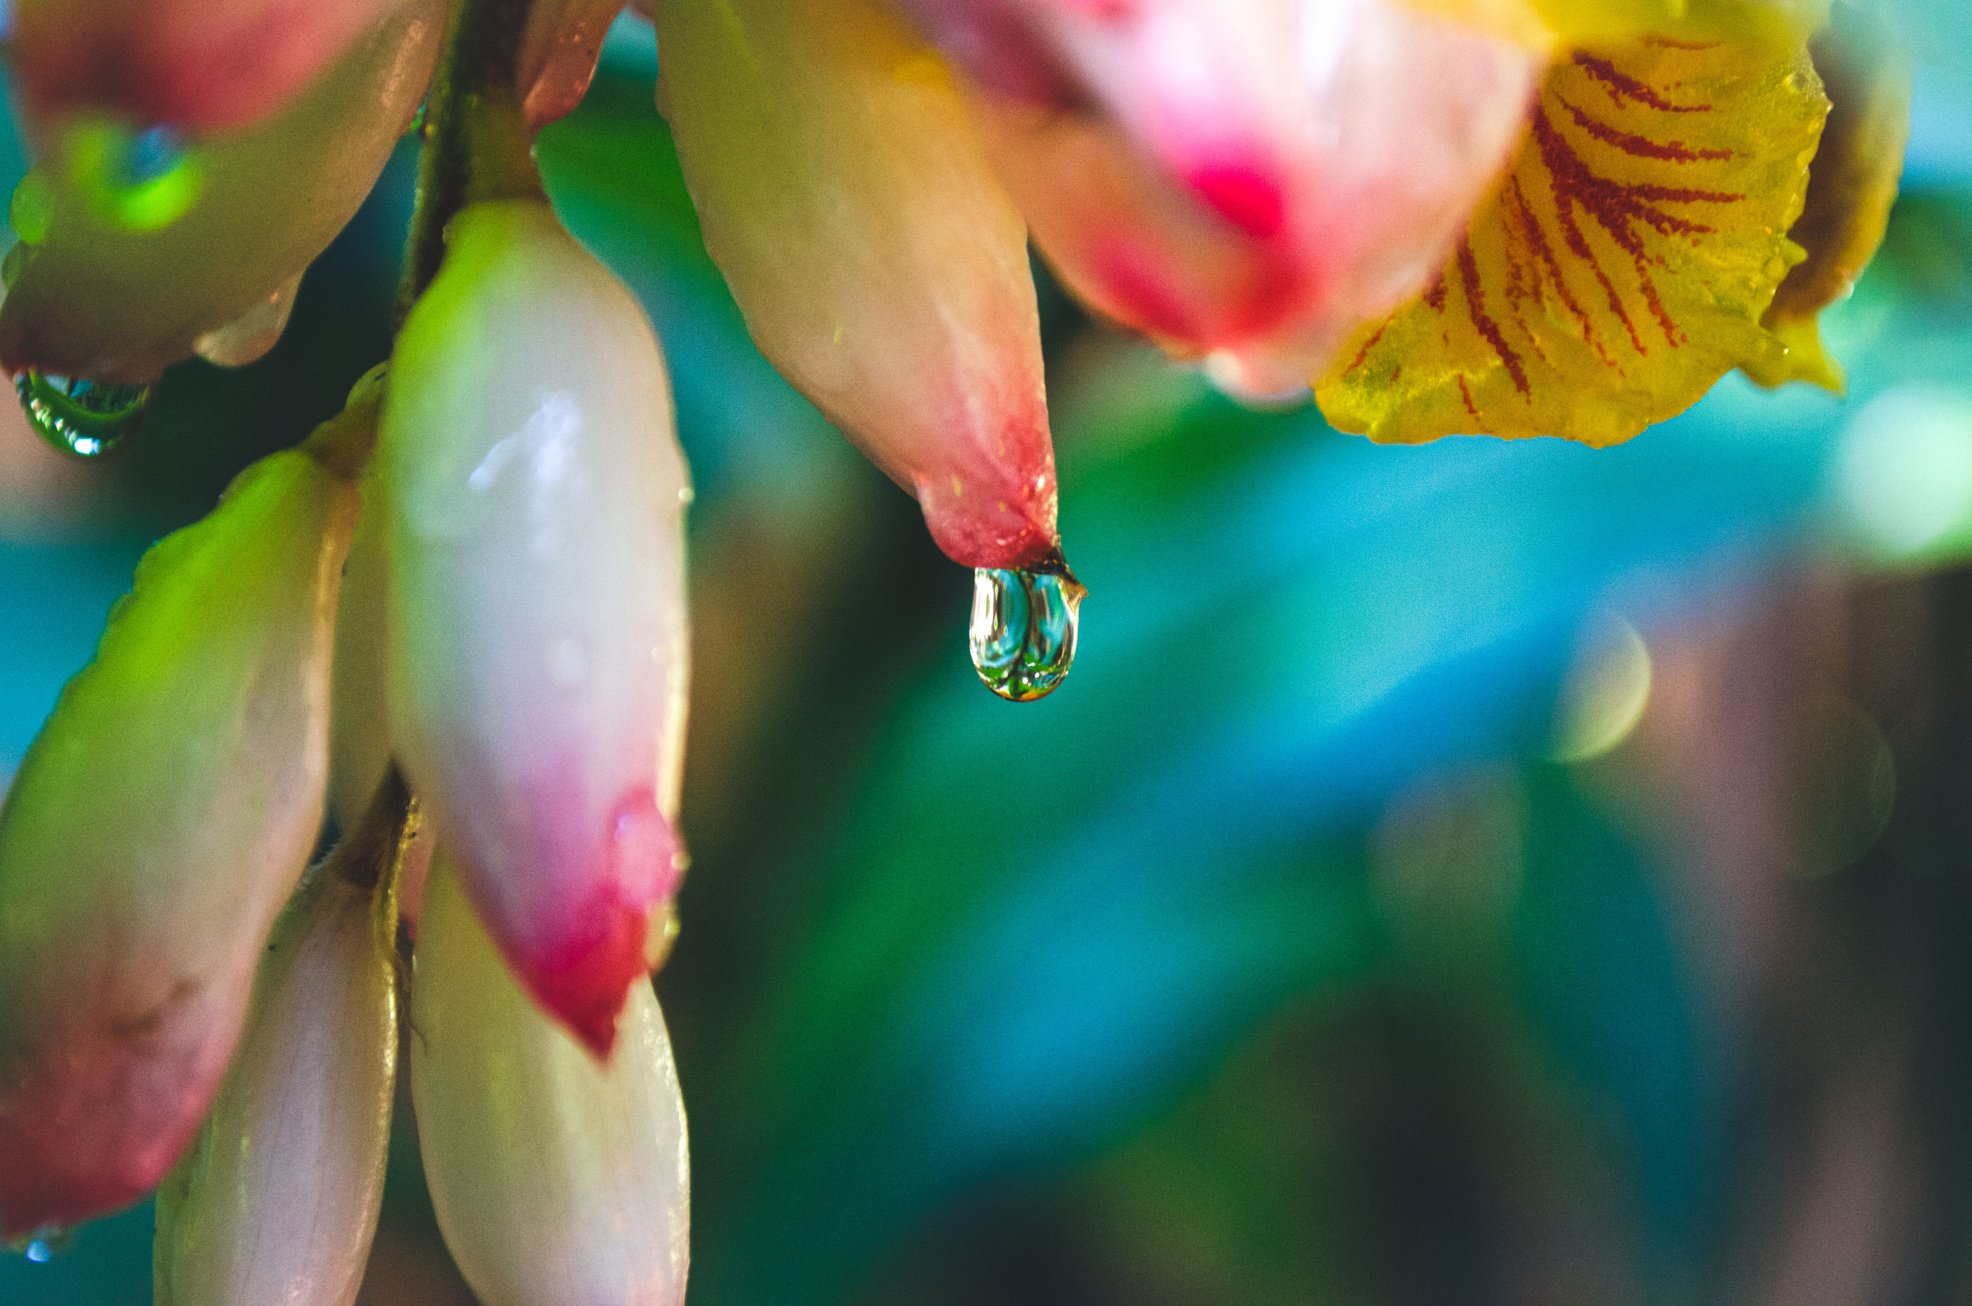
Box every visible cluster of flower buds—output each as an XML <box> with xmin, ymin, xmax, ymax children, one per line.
<box><xmin>0</xmin><ymin>0</ymin><xmax>1905</xmax><ymax>1298</ymax></box>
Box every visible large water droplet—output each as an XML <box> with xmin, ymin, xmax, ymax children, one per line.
<box><xmin>15</xmin><ymin>370</ymin><xmax>151</xmax><ymax>457</ymax></box>
<box><xmin>969</xmin><ymin>565</ymin><xmax>1086</xmax><ymax>702</ymax></box>
<box><xmin>193</xmin><ymin>272</ymin><xmax>303</xmax><ymax>368</ymax></box>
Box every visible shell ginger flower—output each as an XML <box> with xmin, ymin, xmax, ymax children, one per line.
<box><xmin>0</xmin><ymin>0</ymin><xmax>1906</xmax><ymax>1299</ymax></box>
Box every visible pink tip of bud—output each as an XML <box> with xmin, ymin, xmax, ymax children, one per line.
<box><xmin>0</xmin><ymin>1008</ymin><xmax>238</xmax><ymax>1237</ymax></box>
<box><xmin>500</xmin><ymin>791</ymin><xmax>685</xmax><ymax>1061</ymax></box>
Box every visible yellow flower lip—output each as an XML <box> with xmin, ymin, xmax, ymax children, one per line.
<box><xmin>1319</xmin><ymin>18</ymin><xmax>1832</xmax><ymax>445</ymax></box>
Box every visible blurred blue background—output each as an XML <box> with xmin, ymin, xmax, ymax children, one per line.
<box><xmin>8</xmin><ymin>11</ymin><xmax>1972</xmax><ymax>1304</ymax></box>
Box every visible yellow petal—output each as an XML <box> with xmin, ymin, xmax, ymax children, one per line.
<box><xmin>1745</xmin><ymin>3</ymin><xmax>1909</xmax><ymax>392</ymax></box>
<box><xmin>1317</xmin><ymin>22</ymin><xmax>1828</xmax><ymax>445</ymax></box>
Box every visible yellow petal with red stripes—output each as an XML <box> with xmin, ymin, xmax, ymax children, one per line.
<box><xmin>1317</xmin><ymin>23</ymin><xmax>1828</xmax><ymax>445</ymax></box>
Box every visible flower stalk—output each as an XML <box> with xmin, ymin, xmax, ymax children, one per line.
<box><xmin>400</xmin><ymin>0</ymin><xmax>544</xmax><ymax>318</ymax></box>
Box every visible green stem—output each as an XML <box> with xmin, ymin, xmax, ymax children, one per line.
<box><xmin>398</xmin><ymin>0</ymin><xmax>544</xmax><ymax>318</ymax></box>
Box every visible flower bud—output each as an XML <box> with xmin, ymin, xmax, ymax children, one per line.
<box><xmin>383</xmin><ymin>200</ymin><xmax>690</xmax><ymax>1054</ymax></box>
<box><xmin>8</xmin><ymin>0</ymin><xmax>416</xmax><ymax>131</ymax></box>
<box><xmin>12</xmin><ymin>0</ymin><xmax>429</xmax><ymax>132</ymax></box>
<box><xmin>0</xmin><ymin>441</ymin><xmax>358</xmax><ymax>1236</ymax></box>
<box><xmin>903</xmin><ymin>0</ymin><xmax>1543</xmax><ymax>387</ymax></box>
<box><xmin>0</xmin><ymin>0</ymin><xmax>445</xmax><ymax>384</ymax></box>
<box><xmin>153</xmin><ymin>867</ymin><xmax>398</xmax><ymax>1306</ymax></box>
<box><xmin>411</xmin><ymin>860</ymin><xmax>689</xmax><ymax>1306</ymax></box>
<box><xmin>653</xmin><ymin>0</ymin><xmax>1061</xmax><ymax>569</ymax></box>
<box><xmin>522</xmin><ymin>0</ymin><xmax>627</xmax><ymax>129</ymax></box>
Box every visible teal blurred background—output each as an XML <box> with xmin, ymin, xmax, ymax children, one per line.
<box><xmin>8</xmin><ymin>14</ymin><xmax>1972</xmax><ymax>1304</ymax></box>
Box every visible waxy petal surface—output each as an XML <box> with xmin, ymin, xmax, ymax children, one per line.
<box><xmin>654</xmin><ymin>0</ymin><xmax>1060</xmax><ymax>568</ymax></box>
<box><xmin>0</xmin><ymin>0</ymin><xmax>444</xmax><ymax>384</ymax></box>
<box><xmin>411</xmin><ymin>861</ymin><xmax>689</xmax><ymax>1306</ymax></box>
<box><xmin>0</xmin><ymin>447</ymin><xmax>356</xmax><ymax>1235</ymax></box>
<box><xmin>153</xmin><ymin>870</ymin><xmax>397</xmax><ymax>1306</ymax></box>
<box><xmin>384</xmin><ymin>200</ymin><xmax>690</xmax><ymax>1054</ymax></box>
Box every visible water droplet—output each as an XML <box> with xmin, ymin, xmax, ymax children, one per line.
<box><xmin>14</xmin><ymin>370</ymin><xmax>151</xmax><ymax>458</ymax></box>
<box><xmin>192</xmin><ymin>272</ymin><xmax>303</xmax><ymax>368</ymax></box>
<box><xmin>64</xmin><ymin>117</ymin><xmax>203</xmax><ymax>232</ymax></box>
<box><xmin>969</xmin><ymin>565</ymin><xmax>1086</xmax><ymax>702</ymax></box>
<box><xmin>644</xmin><ymin>902</ymin><xmax>681</xmax><ymax>972</ymax></box>
<box><xmin>9</xmin><ymin>170</ymin><xmax>54</xmax><ymax>245</ymax></box>
<box><xmin>8</xmin><ymin>1225</ymin><xmax>72</xmax><ymax>1263</ymax></box>
<box><xmin>605</xmin><ymin>790</ymin><xmax>688</xmax><ymax>905</ymax></box>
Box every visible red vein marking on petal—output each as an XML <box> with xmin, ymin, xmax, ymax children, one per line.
<box><xmin>1457</xmin><ymin>374</ymin><xmax>1480</xmax><ymax>420</ymax></box>
<box><xmin>1347</xmin><ymin>323</ymin><xmax>1389</xmax><ymax>375</ymax></box>
<box><xmin>1571</xmin><ymin>52</ymin><xmax>1711</xmax><ymax>113</ymax></box>
<box><xmin>1424</xmin><ymin>274</ymin><xmax>1449</xmax><ymax>312</ymax></box>
<box><xmin>1457</xmin><ymin>241</ymin><xmax>1528</xmax><ymax>395</ymax></box>
<box><xmin>1532</xmin><ymin>108</ymin><xmax>1646</xmax><ymax>354</ymax></box>
<box><xmin>1626</xmin><ymin>183</ymin><xmax>1743</xmax><ymax>207</ymax></box>
<box><xmin>1560</xmin><ymin>98</ymin><xmax>1733</xmax><ymax>161</ymax></box>
<box><xmin>1506</xmin><ymin>176</ymin><xmax>1609</xmax><ymax>365</ymax></box>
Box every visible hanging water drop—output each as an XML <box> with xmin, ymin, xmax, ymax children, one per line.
<box><xmin>193</xmin><ymin>273</ymin><xmax>304</xmax><ymax>368</ymax></box>
<box><xmin>14</xmin><ymin>370</ymin><xmax>151</xmax><ymax>457</ymax></box>
<box><xmin>7</xmin><ymin>1225</ymin><xmax>72</xmax><ymax>1263</ymax></box>
<box><xmin>969</xmin><ymin>564</ymin><xmax>1086</xmax><ymax>702</ymax></box>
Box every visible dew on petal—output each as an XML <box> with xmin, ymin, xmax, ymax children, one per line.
<box><xmin>9</xmin><ymin>173</ymin><xmax>54</xmax><ymax>246</ymax></box>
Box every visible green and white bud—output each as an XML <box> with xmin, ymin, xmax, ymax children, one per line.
<box><xmin>0</xmin><ymin>421</ymin><xmax>361</xmax><ymax>1235</ymax></box>
<box><xmin>411</xmin><ymin>858</ymin><xmax>689</xmax><ymax>1306</ymax></box>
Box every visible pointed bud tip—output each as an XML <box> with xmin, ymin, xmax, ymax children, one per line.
<box><xmin>501</xmin><ymin>795</ymin><xmax>686</xmax><ymax>1060</ymax></box>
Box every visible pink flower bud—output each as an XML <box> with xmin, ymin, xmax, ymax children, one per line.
<box><xmin>383</xmin><ymin>200</ymin><xmax>690</xmax><ymax>1055</ymax></box>
<box><xmin>412</xmin><ymin>859</ymin><xmax>689</xmax><ymax>1306</ymax></box>
<box><xmin>0</xmin><ymin>0</ymin><xmax>445</xmax><ymax>384</ymax></box>
<box><xmin>902</xmin><ymin>0</ymin><xmax>1543</xmax><ymax>386</ymax></box>
<box><xmin>10</xmin><ymin>0</ymin><xmax>419</xmax><ymax>132</ymax></box>
<box><xmin>652</xmin><ymin>0</ymin><xmax>1062</xmax><ymax>569</ymax></box>
<box><xmin>0</xmin><ymin>443</ymin><xmax>358</xmax><ymax>1236</ymax></box>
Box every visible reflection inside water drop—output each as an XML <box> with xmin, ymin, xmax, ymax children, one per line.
<box><xmin>969</xmin><ymin>565</ymin><xmax>1086</xmax><ymax>702</ymax></box>
<box><xmin>14</xmin><ymin>370</ymin><xmax>151</xmax><ymax>458</ymax></box>
<box><xmin>66</xmin><ymin>119</ymin><xmax>202</xmax><ymax>231</ymax></box>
